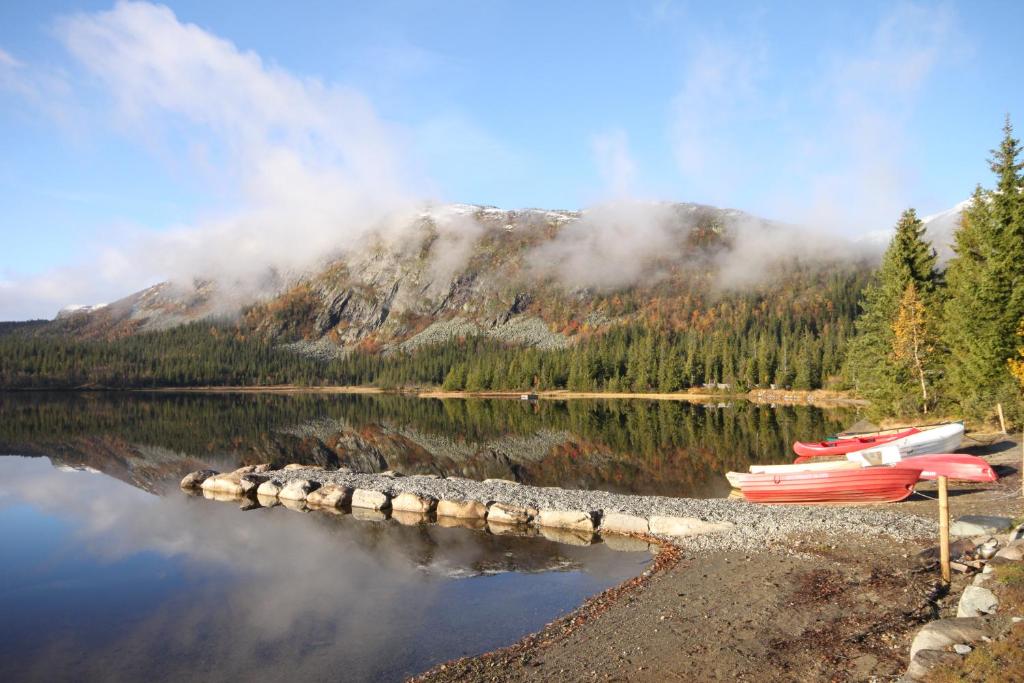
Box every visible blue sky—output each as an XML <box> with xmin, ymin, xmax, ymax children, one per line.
<box><xmin>1</xmin><ymin>1</ymin><xmax>1022</xmax><ymax>319</ymax></box>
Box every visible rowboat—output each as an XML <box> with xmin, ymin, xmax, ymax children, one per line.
<box><xmin>794</xmin><ymin>422</ymin><xmax>964</xmax><ymax>463</ymax></box>
<box><xmin>792</xmin><ymin>427</ymin><xmax>918</xmax><ymax>459</ymax></box>
<box><xmin>741</xmin><ymin>452</ymin><xmax>997</xmax><ymax>483</ymax></box>
<box><xmin>729</xmin><ymin>467</ymin><xmax>921</xmax><ymax>504</ymax></box>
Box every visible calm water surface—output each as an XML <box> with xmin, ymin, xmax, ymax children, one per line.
<box><xmin>0</xmin><ymin>392</ymin><xmax>854</xmax><ymax>681</ymax></box>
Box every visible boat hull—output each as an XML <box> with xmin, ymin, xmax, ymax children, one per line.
<box><xmin>735</xmin><ymin>468</ymin><xmax>921</xmax><ymax>504</ymax></box>
<box><xmin>890</xmin><ymin>454</ymin><xmax>997</xmax><ymax>482</ymax></box>
<box><xmin>793</xmin><ymin>428</ymin><xmax>918</xmax><ymax>459</ymax></box>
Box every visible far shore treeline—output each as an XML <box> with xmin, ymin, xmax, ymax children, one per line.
<box><xmin>2</xmin><ymin>121</ymin><xmax>1023</xmax><ymax>426</ymax></box>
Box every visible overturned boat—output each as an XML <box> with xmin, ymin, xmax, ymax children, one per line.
<box><xmin>794</xmin><ymin>422</ymin><xmax>964</xmax><ymax>463</ymax></box>
<box><xmin>728</xmin><ymin>467</ymin><xmax>922</xmax><ymax>504</ymax></box>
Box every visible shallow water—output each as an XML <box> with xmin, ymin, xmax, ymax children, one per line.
<box><xmin>0</xmin><ymin>456</ymin><xmax>648</xmax><ymax>682</ymax></box>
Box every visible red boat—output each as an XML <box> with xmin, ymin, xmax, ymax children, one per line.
<box><xmin>890</xmin><ymin>454</ymin><xmax>997</xmax><ymax>482</ymax></box>
<box><xmin>792</xmin><ymin>427</ymin><xmax>919</xmax><ymax>461</ymax></box>
<box><xmin>734</xmin><ymin>467</ymin><xmax>922</xmax><ymax>504</ymax></box>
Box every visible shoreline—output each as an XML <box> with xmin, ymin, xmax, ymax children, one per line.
<box><xmin>5</xmin><ymin>384</ymin><xmax>866</xmax><ymax>407</ymax></box>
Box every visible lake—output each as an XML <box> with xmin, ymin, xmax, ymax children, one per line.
<box><xmin>0</xmin><ymin>392</ymin><xmax>853</xmax><ymax>681</ymax></box>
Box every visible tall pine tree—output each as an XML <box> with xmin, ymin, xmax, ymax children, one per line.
<box><xmin>845</xmin><ymin>208</ymin><xmax>940</xmax><ymax>415</ymax></box>
<box><xmin>943</xmin><ymin>118</ymin><xmax>1024</xmax><ymax>419</ymax></box>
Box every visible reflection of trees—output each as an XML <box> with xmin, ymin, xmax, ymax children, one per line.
<box><xmin>0</xmin><ymin>392</ymin><xmax>852</xmax><ymax>496</ymax></box>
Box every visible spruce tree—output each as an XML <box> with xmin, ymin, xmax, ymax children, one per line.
<box><xmin>943</xmin><ymin>118</ymin><xmax>1024</xmax><ymax>419</ymax></box>
<box><xmin>845</xmin><ymin>208</ymin><xmax>940</xmax><ymax>415</ymax></box>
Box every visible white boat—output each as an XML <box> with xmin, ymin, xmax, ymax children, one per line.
<box><xmin>846</xmin><ymin>422</ymin><xmax>963</xmax><ymax>459</ymax></box>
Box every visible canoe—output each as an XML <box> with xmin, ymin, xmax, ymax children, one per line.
<box><xmin>792</xmin><ymin>428</ymin><xmax>918</xmax><ymax>459</ymax></box>
<box><xmin>741</xmin><ymin>453</ymin><xmax>997</xmax><ymax>484</ymax></box>
<box><xmin>731</xmin><ymin>467</ymin><xmax>921</xmax><ymax>504</ymax></box>
<box><xmin>795</xmin><ymin>422</ymin><xmax>964</xmax><ymax>463</ymax></box>
<box><xmin>889</xmin><ymin>454</ymin><xmax>997</xmax><ymax>482</ymax></box>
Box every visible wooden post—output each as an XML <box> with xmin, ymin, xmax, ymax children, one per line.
<box><xmin>938</xmin><ymin>475</ymin><xmax>950</xmax><ymax>586</ymax></box>
<box><xmin>997</xmin><ymin>403</ymin><xmax>1007</xmax><ymax>434</ymax></box>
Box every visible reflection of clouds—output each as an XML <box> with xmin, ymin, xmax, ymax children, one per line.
<box><xmin>0</xmin><ymin>457</ymin><xmax>642</xmax><ymax>681</ymax></box>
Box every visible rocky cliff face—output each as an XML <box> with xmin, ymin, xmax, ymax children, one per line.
<box><xmin>43</xmin><ymin>202</ymin><xmax>845</xmax><ymax>354</ymax></box>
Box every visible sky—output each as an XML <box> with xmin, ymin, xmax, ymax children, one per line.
<box><xmin>1</xmin><ymin>1</ymin><xmax>1022</xmax><ymax>320</ymax></box>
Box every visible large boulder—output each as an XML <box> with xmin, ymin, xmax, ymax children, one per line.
<box><xmin>239</xmin><ymin>473</ymin><xmax>271</xmax><ymax>495</ymax></box>
<box><xmin>994</xmin><ymin>540</ymin><xmax>1024</xmax><ymax>562</ymax></box>
<box><xmin>486</xmin><ymin>503</ymin><xmax>536</xmax><ymax>525</ymax></box>
<box><xmin>200</xmin><ymin>472</ymin><xmax>245</xmax><ymax>496</ymax></box>
<box><xmin>180</xmin><ymin>469</ymin><xmax>218</xmax><ymax>489</ymax></box>
<box><xmin>352</xmin><ymin>489</ymin><xmax>391</xmax><ymax>510</ymax></box>
<box><xmin>601</xmin><ymin>512</ymin><xmax>649</xmax><ymax>535</ymax></box>
<box><xmin>956</xmin><ymin>586</ymin><xmax>999</xmax><ymax>618</ymax></box>
<box><xmin>306</xmin><ymin>484</ymin><xmax>352</xmax><ymax>508</ymax></box>
<box><xmin>649</xmin><ymin>516</ymin><xmax>734</xmax><ymax>538</ymax></box>
<box><xmin>906</xmin><ymin>649</ymin><xmax>962</xmax><ymax>681</ymax></box>
<box><xmin>536</xmin><ymin>509</ymin><xmax>596</xmax><ymax>532</ymax></box>
<box><xmin>950</xmin><ymin>515</ymin><xmax>1013</xmax><ymax>537</ymax></box>
<box><xmin>278</xmin><ymin>479</ymin><xmax>321</xmax><ymax>502</ymax></box>
<box><xmin>392</xmin><ymin>492</ymin><xmax>437</xmax><ymax>514</ymax></box>
<box><xmin>437</xmin><ymin>499</ymin><xmax>488</xmax><ymax>519</ymax></box>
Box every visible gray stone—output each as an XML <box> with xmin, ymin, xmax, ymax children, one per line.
<box><xmin>536</xmin><ymin>509</ymin><xmax>595</xmax><ymax>532</ymax></box>
<box><xmin>909</xmin><ymin>617</ymin><xmax>990</xmax><ymax>661</ymax></box>
<box><xmin>994</xmin><ymin>540</ymin><xmax>1024</xmax><ymax>561</ymax></box>
<box><xmin>649</xmin><ymin>516</ymin><xmax>735</xmax><ymax>538</ymax></box>
<box><xmin>306</xmin><ymin>484</ymin><xmax>352</xmax><ymax>508</ymax></box>
<box><xmin>180</xmin><ymin>469</ymin><xmax>218</xmax><ymax>489</ymax></box>
<box><xmin>487</xmin><ymin>502</ymin><xmax>535</xmax><ymax>525</ymax></box>
<box><xmin>950</xmin><ymin>515</ymin><xmax>1013</xmax><ymax>537</ymax></box>
<box><xmin>278</xmin><ymin>479</ymin><xmax>321</xmax><ymax>502</ymax></box>
<box><xmin>352</xmin><ymin>488</ymin><xmax>391</xmax><ymax>510</ymax></box>
<box><xmin>437</xmin><ymin>499</ymin><xmax>488</xmax><ymax>519</ymax></box>
<box><xmin>601</xmin><ymin>512</ymin><xmax>649</xmax><ymax>535</ymax></box>
<box><xmin>953</xmin><ymin>644</ymin><xmax>973</xmax><ymax>655</ymax></box>
<box><xmin>957</xmin><ymin>585</ymin><xmax>999</xmax><ymax>617</ymax></box>
<box><xmin>391</xmin><ymin>492</ymin><xmax>437</xmax><ymax>513</ymax></box>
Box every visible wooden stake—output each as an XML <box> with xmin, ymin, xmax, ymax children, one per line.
<box><xmin>998</xmin><ymin>402</ymin><xmax>1007</xmax><ymax>434</ymax></box>
<box><xmin>938</xmin><ymin>475</ymin><xmax>950</xmax><ymax>586</ymax></box>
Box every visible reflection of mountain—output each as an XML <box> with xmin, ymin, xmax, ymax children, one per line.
<box><xmin>0</xmin><ymin>391</ymin><xmax>853</xmax><ymax>496</ymax></box>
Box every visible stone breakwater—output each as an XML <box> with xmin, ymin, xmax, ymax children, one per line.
<box><xmin>184</xmin><ymin>465</ymin><xmax>936</xmax><ymax>551</ymax></box>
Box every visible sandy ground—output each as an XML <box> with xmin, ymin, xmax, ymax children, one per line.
<box><xmin>413</xmin><ymin>433</ymin><xmax>1024</xmax><ymax>683</ymax></box>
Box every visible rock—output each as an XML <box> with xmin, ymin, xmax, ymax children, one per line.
<box><xmin>972</xmin><ymin>572</ymin><xmax>993</xmax><ymax>587</ymax></box>
<box><xmin>231</xmin><ymin>465</ymin><xmax>259</xmax><ymax>475</ymax></box>
<box><xmin>1009</xmin><ymin>523</ymin><xmax>1024</xmax><ymax>543</ymax></box>
<box><xmin>994</xmin><ymin>540</ymin><xmax>1024</xmax><ymax>561</ymax></box>
<box><xmin>953</xmin><ymin>644</ymin><xmax>973</xmax><ymax>655</ymax></box>
<box><xmin>957</xmin><ymin>585</ymin><xmax>999</xmax><ymax>617</ymax></box>
<box><xmin>200</xmin><ymin>472</ymin><xmax>244</xmax><ymax>496</ymax></box>
<box><xmin>252</xmin><ymin>464</ymin><xmax>271</xmax><ymax>473</ymax></box>
<box><xmin>487</xmin><ymin>502</ymin><xmax>536</xmax><ymax>525</ymax></box>
<box><xmin>239</xmin><ymin>473</ymin><xmax>271</xmax><ymax>495</ymax></box>
<box><xmin>950</xmin><ymin>515</ymin><xmax>1013</xmax><ymax>537</ymax></box>
<box><xmin>202</xmin><ymin>489</ymin><xmax>241</xmax><ymax>502</ymax></box>
<box><xmin>380</xmin><ymin>470</ymin><xmax>402</xmax><ymax>478</ymax></box>
<box><xmin>392</xmin><ymin>492</ymin><xmax>437</xmax><ymax>513</ymax></box>
<box><xmin>536</xmin><ymin>509</ymin><xmax>595</xmax><ymax>532</ymax></box>
<box><xmin>649</xmin><ymin>516</ymin><xmax>735</xmax><ymax>538</ymax></box>
<box><xmin>906</xmin><ymin>649</ymin><xmax>962</xmax><ymax>681</ymax></box>
<box><xmin>352</xmin><ymin>489</ymin><xmax>391</xmax><ymax>510</ymax></box>
<box><xmin>283</xmin><ymin>463</ymin><xmax>322</xmax><ymax>471</ymax></box>
<box><xmin>909</xmin><ymin>617</ymin><xmax>990</xmax><ymax>661</ymax></box>
<box><xmin>601</xmin><ymin>533</ymin><xmax>652</xmax><ymax>552</ymax></box>
<box><xmin>437</xmin><ymin>499</ymin><xmax>488</xmax><ymax>519</ymax></box>
<box><xmin>278</xmin><ymin>479</ymin><xmax>321</xmax><ymax>501</ymax></box>
<box><xmin>391</xmin><ymin>510</ymin><xmax>430</xmax><ymax>526</ymax></box>
<box><xmin>601</xmin><ymin>512</ymin><xmax>649</xmax><ymax>535</ymax></box>
<box><xmin>306</xmin><ymin>484</ymin><xmax>352</xmax><ymax>508</ymax></box>
<box><xmin>257</xmin><ymin>479</ymin><xmax>284</xmax><ymax>497</ymax></box>
<box><xmin>180</xmin><ymin>469</ymin><xmax>218</xmax><ymax>489</ymax></box>
<box><xmin>540</xmin><ymin>526</ymin><xmax>594</xmax><ymax>546</ymax></box>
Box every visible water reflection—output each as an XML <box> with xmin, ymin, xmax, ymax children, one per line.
<box><xmin>0</xmin><ymin>392</ymin><xmax>854</xmax><ymax>497</ymax></box>
<box><xmin>0</xmin><ymin>457</ymin><xmax>645</xmax><ymax>682</ymax></box>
